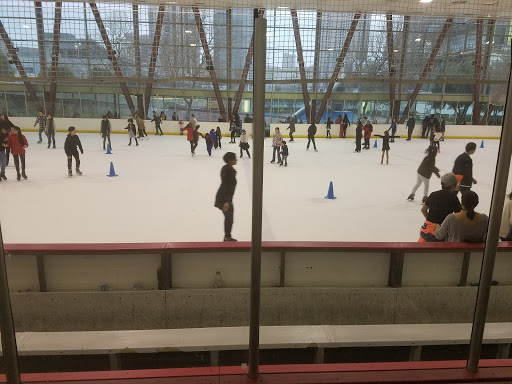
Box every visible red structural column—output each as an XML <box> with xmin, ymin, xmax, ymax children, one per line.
<box><xmin>291</xmin><ymin>9</ymin><xmax>311</xmax><ymax>124</ymax></box>
<box><xmin>472</xmin><ymin>18</ymin><xmax>484</xmax><ymax>125</ymax></box>
<box><xmin>144</xmin><ymin>5</ymin><xmax>165</xmax><ymax>117</ymax></box>
<box><xmin>89</xmin><ymin>2</ymin><xmax>136</xmax><ymax>116</ymax></box>
<box><xmin>399</xmin><ymin>18</ymin><xmax>453</xmax><ymax>123</ymax></box>
<box><xmin>386</xmin><ymin>13</ymin><xmax>397</xmax><ymax>121</ymax></box>
<box><xmin>315</xmin><ymin>14</ymin><xmax>361</xmax><ymax>124</ymax></box>
<box><xmin>0</xmin><ymin>20</ymin><xmax>43</xmax><ymax>112</ymax></box>
<box><xmin>232</xmin><ymin>9</ymin><xmax>264</xmax><ymax>117</ymax></box>
<box><xmin>192</xmin><ymin>7</ymin><xmax>226</xmax><ymax>118</ymax></box>
<box><xmin>48</xmin><ymin>2</ymin><xmax>62</xmax><ymax>116</ymax></box>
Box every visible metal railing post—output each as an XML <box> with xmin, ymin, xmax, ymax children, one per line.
<box><xmin>248</xmin><ymin>10</ymin><xmax>266</xmax><ymax>380</ymax></box>
<box><xmin>467</xmin><ymin>62</ymin><xmax>512</xmax><ymax>373</ymax></box>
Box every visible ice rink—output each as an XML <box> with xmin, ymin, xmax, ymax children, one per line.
<box><xmin>0</xmin><ymin>131</ymin><xmax>506</xmax><ymax>244</ymax></box>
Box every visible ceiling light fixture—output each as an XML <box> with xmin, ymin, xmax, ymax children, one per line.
<box><xmin>23</xmin><ymin>25</ymin><xmax>30</xmax><ymax>29</ymax></box>
<box><xmin>165</xmin><ymin>1</ymin><xmax>176</xmax><ymax>3</ymax></box>
<box><xmin>185</xmin><ymin>30</ymin><xmax>192</xmax><ymax>33</ymax></box>
<box><xmin>327</xmin><ymin>48</ymin><xmax>334</xmax><ymax>51</ymax></box>
<box><xmin>419</xmin><ymin>0</ymin><xmax>433</xmax><ymax>3</ymax></box>
<box><xmin>393</xmin><ymin>49</ymin><xmax>399</xmax><ymax>52</ymax></box>
<box><xmin>415</xmin><ymin>38</ymin><xmax>421</xmax><ymax>41</ymax></box>
<box><xmin>190</xmin><ymin>43</ymin><xmax>197</xmax><ymax>46</ymax></box>
<box><xmin>486</xmin><ymin>41</ymin><xmax>490</xmax><ymax>44</ymax></box>
<box><xmin>278</xmin><ymin>6</ymin><xmax>289</xmax><ymax>9</ymax></box>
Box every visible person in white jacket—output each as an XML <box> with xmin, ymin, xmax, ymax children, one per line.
<box><xmin>499</xmin><ymin>193</ymin><xmax>512</xmax><ymax>240</ymax></box>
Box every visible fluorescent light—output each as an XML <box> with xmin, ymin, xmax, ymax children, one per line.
<box><xmin>393</xmin><ymin>49</ymin><xmax>399</xmax><ymax>52</ymax></box>
<box><xmin>278</xmin><ymin>6</ymin><xmax>288</xmax><ymax>9</ymax></box>
<box><xmin>266</xmin><ymin>33</ymin><xmax>272</xmax><ymax>37</ymax></box>
<box><xmin>165</xmin><ymin>1</ymin><xmax>176</xmax><ymax>3</ymax></box>
<box><xmin>190</xmin><ymin>43</ymin><xmax>197</xmax><ymax>46</ymax></box>
<box><xmin>486</xmin><ymin>41</ymin><xmax>490</xmax><ymax>44</ymax></box>
<box><xmin>419</xmin><ymin>0</ymin><xmax>433</xmax><ymax>3</ymax></box>
<box><xmin>415</xmin><ymin>38</ymin><xmax>421</xmax><ymax>41</ymax></box>
<box><xmin>105</xmin><ymin>27</ymin><xmax>110</xmax><ymax>30</ymax></box>
<box><xmin>23</xmin><ymin>25</ymin><xmax>29</xmax><ymax>29</ymax></box>
<box><xmin>327</xmin><ymin>48</ymin><xmax>334</xmax><ymax>51</ymax></box>
<box><xmin>185</xmin><ymin>30</ymin><xmax>192</xmax><ymax>33</ymax></box>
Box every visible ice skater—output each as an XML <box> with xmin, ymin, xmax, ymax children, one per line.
<box><xmin>453</xmin><ymin>142</ymin><xmax>477</xmax><ymax>195</ymax></box>
<box><xmin>354</xmin><ymin>118</ymin><xmax>362</xmax><ymax>152</ymax></box>
<box><xmin>387</xmin><ymin>118</ymin><xmax>397</xmax><ymax>143</ymax></box>
<box><xmin>431</xmin><ymin>126</ymin><xmax>442</xmax><ymax>151</ymax></box>
<box><xmin>125</xmin><ymin>118</ymin><xmax>139</xmax><ymax>146</ymax></box>
<box><xmin>326</xmin><ymin>117</ymin><xmax>332</xmax><ymax>139</ymax></box>
<box><xmin>271</xmin><ymin>127</ymin><xmax>283</xmax><ymax>163</ymax></box>
<box><xmin>210</xmin><ymin>129</ymin><xmax>218</xmax><ymax>149</ymax></box>
<box><xmin>181</xmin><ymin>123</ymin><xmax>203</xmax><ymax>156</ymax></box>
<box><xmin>100</xmin><ymin>116</ymin><xmax>112</xmax><ymax>150</ymax></box>
<box><xmin>280</xmin><ymin>141</ymin><xmax>289</xmax><ymax>166</ymax></box>
<box><xmin>0</xmin><ymin>126</ymin><xmax>8</xmax><ymax>181</ymax></box>
<box><xmin>216</xmin><ymin>127</ymin><xmax>222</xmax><ymax>149</ymax></box>
<box><xmin>342</xmin><ymin>114</ymin><xmax>350</xmax><ymax>138</ymax></box>
<box><xmin>135</xmin><ymin>113</ymin><xmax>148</xmax><ymax>139</ymax></box>
<box><xmin>45</xmin><ymin>114</ymin><xmax>56</xmax><ymax>149</ymax></box>
<box><xmin>306</xmin><ymin>123</ymin><xmax>317</xmax><ymax>151</ymax></box>
<box><xmin>215</xmin><ymin>152</ymin><xmax>238</xmax><ymax>242</ymax></box>
<box><xmin>151</xmin><ymin>111</ymin><xmax>163</xmax><ymax>136</ymax></box>
<box><xmin>362</xmin><ymin>117</ymin><xmax>372</xmax><ymax>149</ymax></box>
<box><xmin>375</xmin><ymin>131</ymin><xmax>391</xmax><ymax>164</ymax></box>
<box><xmin>229</xmin><ymin>119</ymin><xmax>237</xmax><ymax>143</ymax></box>
<box><xmin>64</xmin><ymin>127</ymin><xmax>84</xmax><ymax>177</ymax></box>
<box><xmin>204</xmin><ymin>132</ymin><xmax>214</xmax><ymax>156</ymax></box>
<box><xmin>286</xmin><ymin>115</ymin><xmax>296</xmax><ymax>142</ymax></box>
<box><xmin>34</xmin><ymin>110</ymin><xmax>47</xmax><ymax>144</ymax></box>
<box><xmin>239</xmin><ymin>129</ymin><xmax>251</xmax><ymax>158</ymax></box>
<box><xmin>407</xmin><ymin>146</ymin><xmax>440</xmax><ymax>203</ymax></box>
<box><xmin>440</xmin><ymin>116</ymin><xmax>446</xmax><ymax>141</ymax></box>
<box><xmin>406</xmin><ymin>115</ymin><xmax>415</xmax><ymax>140</ymax></box>
<box><xmin>7</xmin><ymin>126</ymin><xmax>28</xmax><ymax>181</ymax></box>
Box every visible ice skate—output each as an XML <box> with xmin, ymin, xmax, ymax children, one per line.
<box><xmin>37</xmin><ymin>140</ymin><xmax>42</xmax><ymax>144</ymax></box>
<box><xmin>0</xmin><ymin>173</ymin><xmax>6</xmax><ymax>180</ymax></box>
<box><xmin>422</xmin><ymin>196</ymin><xmax>428</xmax><ymax>204</ymax></box>
<box><xmin>223</xmin><ymin>237</ymin><xmax>237</xmax><ymax>242</ymax></box>
<box><xmin>16</xmin><ymin>174</ymin><xmax>21</xmax><ymax>181</ymax></box>
<box><xmin>407</xmin><ymin>194</ymin><xmax>414</xmax><ymax>201</ymax></box>
<box><xmin>76</xmin><ymin>168</ymin><xmax>83</xmax><ymax>176</ymax></box>
<box><xmin>22</xmin><ymin>172</ymin><xmax>28</xmax><ymax>180</ymax></box>
<box><xmin>53</xmin><ymin>145</ymin><xmax>56</xmax><ymax>149</ymax></box>
<box><xmin>314</xmin><ymin>149</ymin><xmax>318</xmax><ymax>152</ymax></box>
<box><xmin>68</xmin><ymin>170</ymin><xmax>73</xmax><ymax>178</ymax></box>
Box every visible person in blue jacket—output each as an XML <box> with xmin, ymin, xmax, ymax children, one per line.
<box><xmin>387</xmin><ymin>118</ymin><xmax>397</xmax><ymax>143</ymax></box>
<box><xmin>210</xmin><ymin>129</ymin><xmax>218</xmax><ymax>149</ymax></box>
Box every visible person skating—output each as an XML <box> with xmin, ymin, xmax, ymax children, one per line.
<box><xmin>431</xmin><ymin>126</ymin><xmax>442</xmax><ymax>151</ymax></box>
<box><xmin>151</xmin><ymin>111</ymin><xmax>163</xmax><ymax>135</ymax></box>
<box><xmin>387</xmin><ymin>118</ymin><xmax>397</xmax><ymax>143</ymax></box>
<box><xmin>0</xmin><ymin>126</ymin><xmax>8</xmax><ymax>181</ymax></box>
<box><xmin>125</xmin><ymin>118</ymin><xmax>139</xmax><ymax>146</ymax></box>
<box><xmin>421</xmin><ymin>116</ymin><xmax>428</xmax><ymax>138</ymax></box>
<box><xmin>407</xmin><ymin>146</ymin><xmax>440</xmax><ymax>203</ymax></box>
<box><xmin>453</xmin><ymin>142</ymin><xmax>477</xmax><ymax>195</ymax></box>
<box><xmin>7</xmin><ymin>126</ymin><xmax>28</xmax><ymax>181</ymax></box>
<box><xmin>135</xmin><ymin>113</ymin><xmax>148</xmax><ymax>139</ymax></box>
<box><xmin>326</xmin><ymin>117</ymin><xmax>333</xmax><ymax>139</ymax></box>
<box><xmin>229</xmin><ymin>118</ymin><xmax>237</xmax><ymax>143</ymax></box>
<box><xmin>34</xmin><ymin>110</ymin><xmax>47</xmax><ymax>144</ymax></box>
<box><xmin>210</xmin><ymin>129</ymin><xmax>218</xmax><ymax>149</ymax></box>
<box><xmin>362</xmin><ymin>117</ymin><xmax>372</xmax><ymax>149</ymax></box>
<box><xmin>271</xmin><ymin>127</ymin><xmax>283</xmax><ymax>162</ymax></box>
<box><xmin>215</xmin><ymin>152</ymin><xmax>238</xmax><ymax>242</ymax></box>
<box><xmin>239</xmin><ymin>129</ymin><xmax>251</xmax><ymax>158</ymax></box>
<box><xmin>234</xmin><ymin>113</ymin><xmax>241</xmax><ymax>137</ymax></box>
<box><xmin>342</xmin><ymin>114</ymin><xmax>350</xmax><ymax>138</ymax></box>
<box><xmin>306</xmin><ymin>123</ymin><xmax>317</xmax><ymax>151</ymax></box>
<box><xmin>280</xmin><ymin>141</ymin><xmax>289</xmax><ymax>166</ymax></box>
<box><xmin>418</xmin><ymin>173</ymin><xmax>461</xmax><ymax>242</ymax></box>
<box><xmin>425</xmin><ymin>114</ymin><xmax>439</xmax><ymax>140</ymax></box>
<box><xmin>374</xmin><ymin>131</ymin><xmax>390</xmax><ymax>164</ymax></box>
<box><xmin>406</xmin><ymin>115</ymin><xmax>415</xmax><ymax>140</ymax></box>
<box><xmin>440</xmin><ymin>116</ymin><xmax>446</xmax><ymax>141</ymax></box>
<box><xmin>216</xmin><ymin>127</ymin><xmax>222</xmax><ymax>149</ymax></box>
<box><xmin>64</xmin><ymin>127</ymin><xmax>84</xmax><ymax>177</ymax></box>
<box><xmin>335</xmin><ymin>115</ymin><xmax>342</xmax><ymax>137</ymax></box>
<box><xmin>181</xmin><ymin>123</ymin><xmax>203</xmax><ymax>156</ymax></box>
<box><xmin>286</xmin><ymin>115</ymin><xmax>297</xmax><ymax>142</ymax></box>
<box><xmin>100</xmin><ymin>116</ymin><xmax>112</xmax><ymax>150</ymax></box>
<box><xmin>45</xmin><ymin>114</ymin><xmax>56</xmax><ymax>149</ymax></box>
<box><xmin>354</xmin><ymin>118</ymin><xmax>362</xmax><ymax>152</ymax></box>
<box><xmin>204</xmin><ymin>132</ymin><xmax>214</xmax><ymax>156</ymax></box>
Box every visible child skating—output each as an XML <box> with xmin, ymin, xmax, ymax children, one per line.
<box><xmin>205</xmin><ymin>132</ymin><xmax>214</xmax><ymax>156</ymax></box>
<box><xmin>216</xmin><ymin>127</ymin><xmax>222</xmax><ymax>148</ymax></box>
<box><xmin>7</xmin><ymin>126</ymin><xmax>28</xmax><ymax>181</ymax></box>
<box><xmin>64</xmin><ymin>127</ymin><xmax>84</xmax><ymax>177</ymax></box>
<box><xmin>326</xmin><ymin>117</ymin><xmax>332</xmax><ymax>139</ymax></box>
<box><xmin>239</xmin><ymin>129</ymin><xmax>251</xmax><ymax>158</ymax></box>
<box><xmin>280</xmin><ymin>141</ymin><xmax>289</xmax><ymax>166</ymax></box>
<box><xmin>387</xmin><ymin>119</ymin><xmax>397</xmax><ymax>143</ymax></box>
<box><xmin>210</xmin><ymin>129</ymin><xmax>218</xmax><ymax>149</ymax></box>
<box><xmin>125</xmin><ymin>118</ymin><xmax>139</xmax><ymax>146</ymax></box>
<box><xmin>375</xmin><ymin>131</ymin><xmax>391</xmax><ymax>165</ymax></box>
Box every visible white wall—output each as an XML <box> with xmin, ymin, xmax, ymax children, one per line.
<box><xmin>270</xmin><ymin>123</ymin><xmax>502</xmax><ymax>139</ymax></box>
<box><xmin>8</xmin><ymin>117</ymin><xmax>253</xmax><ymax>137</ymax></box>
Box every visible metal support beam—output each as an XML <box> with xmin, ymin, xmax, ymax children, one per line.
<box><xmin>0</xmin><ymin>20</ymin><xmax>43</xmax><ymax>112</ymax></box>
<box><xmin>388</xmin><ymin>251</ymin><xmax>404</xmax><ymax>288</ymax></box>
<box><xmin>89</xmin><ymin>2</ymin><xmax>136</xmax><ymax>115</ymax></box>
<box><xmin>397</xmin><ymin>16</ymin><xmax>410</xmax><ymax>111</ymax></box>
<box><xmin>36</xmin><ymin>254</ymin><xmax>47</xmax><ymax>292</ymax></box>
<box><xmin>0</xmin><ymin>222</ymin><xmax>21</xmax><ymax>384</ymax></box>
<box><xmin>48</xmin><ymin>2</ymin><xmax>62</xmax><ymax>116</ymax></box>
<box><xmin>467</xmin><ymin>63</ymin><xmax>512</xmax><ymax>373</ymax></box>
<box><xmin>472</xmin><ymin>18</ymin><xmax>484</xmax><ymax>125</ymax></box>
<box><xmin>226</xmin><ymin>9</ymin><xmax>232</xmax><ymax>121</ymax></box>
<box><xmin>144</xmin><ymin>5</ymin><xmax>165</xmax><ymax>116</ymax></box>
<box><xmin>480</xmin><ymin>20</ymin><xmax>496</xmax><ymax>125</ymax></box>
<box><xmin>192</xmin><ymin>7</ymin><xmax>226</xmax><ymax>118</ymax></box>
<box><xmin>233</xmin><ymin>9</ymin><xmax>264</xmax><ymax>117</ymax></box>
<box><xmin>311</xmin><ymin>11</ymin><xmax>322</xmax><ymax>123</ymax></box>
<box><xmin>386</xmin><ymin>14</ymin><xmax>397</xmax><ymax>121</ymax></box>
<box><xmin>399</xmin><ymin>18</ymin><xmax>453</xmax><ymax>123</ymax></box>
<box><xmin>481</xmin><ymin>84</ymin><xmax>505</xmax><ymax>125</ymax></box>
<box><xmin>248</xmin><ymin>11</ymin><xmax>266</xmax><ymax>381</ymax></box>
<box><xmin>34</xmin><ymin>1</ymin><xmax>48</xmax><ymax>78</ymax></box>
<box><xmin>291</xmin><ymin>9</ymin><xmax>311</xmax><ymax>124</ymax></box>
<box><xmin>459</xmin><ymin>251</ymin><xmax>471</xmax><ymax>287</ymax></box>
<box><xmin>315</xmin><ymin>14</ymin><xmax>361</xmax><ymax>123</ymax></box>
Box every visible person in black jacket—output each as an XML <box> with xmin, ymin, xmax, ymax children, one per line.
<box><xmin>440</xmin><ymin>117</ymin><xmax>446</xmax><ymax>141</ymax></box>
<box><xmin>151</xmin><ymin>111</ymin><xmax>163</xmax><ymax>136</ymax></box>
<box><xmin>453</xmin><ymin>142</ymin><xmax>477</xmax><ymax>194</ymax></box>
<box><xmin>421</xmin><ymin>116</ymin><xmax>428</xmax><ymax>138</ymax></box>
<box><xmin>215</xmin><ymin>152</ymin><xmax>238</xmax><ymax>242</ymax></box>
<box><xmin>408</xmin><ymin>146</ymin><xmax>440</xmax><ymax>202</ymax></box>
<box><xmin>354</xmin><ymin>118</ymin><xmax>362</xmax><ymax>152</ymax></box>
<box><xmin>280</xmin><ymin>141</ymin><xmax>289</xmax><ymax>166</ymax></box>
<box><xmin>307</xmin><ymin>123</ymin><xmax>317</xmax><ymax>151</ymax></box>
<box><xmin>326</xmin><ymin>117</ymin><xmax>333</xmax><ymax>139</ymax></box>
<box><xmin>0</xmin><ymin>126</ymin><xmax>9</xmax><ymax>180</ymax></box>
<box><xmin>342</xmin><ymin>114</ymin><xmax>350</xmax><ymax>138</ymax></box>
<box><xmin>406</xmin><ymin>115</ymin><xmax>416</xmax><ymax>140</ymax></box>
<box><xmin>46</xmin><ymin>114</ymin><xmax>56</xmax><ymax>149</ymax></box>
<box><xmin>100</xmin><ymin>116</ymin><xmax>112</xmax><ymax>150</ymax></box>
<box><xmin>64</xmin><ymin>127</ymin><xmax>84</xmax><ymax>177</ymax></box>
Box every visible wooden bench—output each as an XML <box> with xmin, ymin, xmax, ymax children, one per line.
<box><xmin>2</xmin><ymin>323</ymin><xmax>511</xmax><ymax>369</ymax></box>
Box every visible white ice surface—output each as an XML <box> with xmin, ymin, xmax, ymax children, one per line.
<box><xmin>0</xmin><ymin>132</ymin><xmax>506</xmax><ymax>243</ymax></box>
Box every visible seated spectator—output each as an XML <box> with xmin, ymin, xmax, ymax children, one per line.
<box><xmin>500</xmin><ymin>192</ymin><xmax>512</xmax><ymax>241</ymax></box>
<box><xmin>434</xmin><ymin>191</ymin><xmax>488</xmax><ymax>243</ymax></box>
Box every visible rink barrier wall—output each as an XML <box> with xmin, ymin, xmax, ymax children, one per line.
<box><xmin>6</xmin><ymin>117</ymin><xmax>503</xmax><ymax>139</ymax></box>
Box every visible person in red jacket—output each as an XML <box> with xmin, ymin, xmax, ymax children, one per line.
<box><xmin>7</xmin><ymin>126</ymin><xmax>28</xmax><ymax>180</ymax></box>
<box><xmin>362</xmin><ymin>117</ymin><xmax>372</xmax><ymax>150</ymax></box>
<box><xmin>181</xmin><ymin>123</ymin><xmax>204</xmax><ymax>156</ymax></box>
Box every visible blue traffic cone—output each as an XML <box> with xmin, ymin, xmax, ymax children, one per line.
<box><xmin>324</xmin><ymin>181</ymin><xmax>337</xmax><ymax>200</ymax></box>
<box><xmin>106</xmin><ymin>144</ymin><xmax>112</xmax><ymax>154</ymax></box>
<box><xmin>373</xmin><ymin>139</ymin><xmax>378</xmax><ymax>148</ymax></box>
<box><xmin>107</xmin><ymin>162</ymin><xmax>118</xmax><ymax>177</ymax></box>
<box><xmin>480</xmin><ymin>140</ymin><xmax>484</xmax><ymax>148</ymax></box>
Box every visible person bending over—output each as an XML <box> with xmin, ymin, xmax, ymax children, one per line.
<box><xmin>215</xmin><ymin>152</ymin><xmax>238</xmax><ymax>242</ymax></box>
